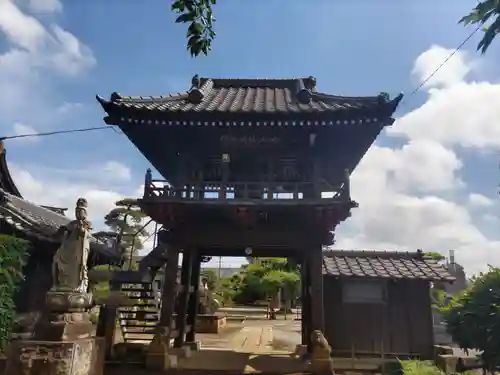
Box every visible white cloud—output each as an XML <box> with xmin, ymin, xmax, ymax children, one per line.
<box><xmin>468</xmin><ymin>193</ymin><xmax>494</xmax><ymax>207</ymax></box>
<box><xmin>56</xmin><ymin>102</ymin><xmax>83</xmax><ymax>115</ymax></box>
<box><xmin>28</xmin><ymin>0</ymin><xmax>62</xmax><ymax>14</ymax></box>
<box><xmin>389</xmin><ymin>81</ymin><xmax>500</xmax><ymax>148</ymax></box>
<box><xmin>17</xmin><ymin>160</ymin><xmax>133</xmax><ymax>185</ymax></box>
<box><xmin>0</xmin><ymin>1</ymin><xmax>95</xmax><ymax>75</ymax></box>
<box><xmin>12</xmin><ymin>123</ymin><xmax>38</xmax><ymax>142</ymax></box>
<box><xmin>9</xmin><ymin>163</ymin><xmax>130</xmax><ymax>230</ymax></box>
<box><xmin>0</xmin><ymin>0</ymin><xmax>95</xmax><ymax>123</ymax></box>
<box><xmin>337</xmin><ymin>44</ymin><xmax>500</xmax><ymax>274</ymax></box>
<box><xmin>101</xmin><ymin>161</ymin><xmax>132</xmax><ymax>182</ymax></box>
<box><xmin>412</xmin><ymin>45</ymin><xmax>472</xmax><ymax>89</ymax></box>
<box><xmin>482</xmin><ymin>213</ymin><xmax>499</xmax><ymax>223</ymax></box>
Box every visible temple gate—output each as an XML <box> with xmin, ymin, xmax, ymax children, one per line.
<box><xmin>97</xmin><ymin>75</ymin><xmax>402</xmax><ymax>367</ymax></box>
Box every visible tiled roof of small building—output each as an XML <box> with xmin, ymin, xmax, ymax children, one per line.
<box><xmin>0</xmin><ymin>143</ymin><xmax>120</xmax><ymax>264</ymax></box>
<box><xmin>97</xmin><ymin>75</ymin><xmax>403</xmax><ymax>122</ymax></box>
<box><xmin>322</xmin><ymin>250</ymin><xmax>455</xmax><ymax>282</ymax></box>
<box><xmin>0</xmin><ymin>189</ymin><xmax>120</xmax><ymax>262</ymax></box>
<box><xmin>0</xmin><ymin>142</ymin><xmax>118</xmax><ymax>265</ymax></box>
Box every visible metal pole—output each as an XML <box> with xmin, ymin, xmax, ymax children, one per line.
<box><xmin>218</xmin><ymin>256</ymin><xmax>222</xmax><ymax>279</ymax></box>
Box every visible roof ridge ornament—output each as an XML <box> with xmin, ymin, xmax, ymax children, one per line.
<box><xmin>188</xmin><ymin>74</ymin><xmax>210</xmax><ymax>104</ymax></box>
<box><xmin>295</xmin><ymin>78</ymin><xmax>312</xmax><ymax>104</ymax></box>
<box><xmin>110</xmin><ymin>92</ymin><xmax>122</xmax><ymax>101</ymax></box>
<box><xmin>377</xmin><ymin>92</ymin><xmax>390</xmax><ymax>104</ymax></box>
<box><xmin>304</xmin><ymin>76</ymin><xmax>317</xmax><ymax>90</ymax></box>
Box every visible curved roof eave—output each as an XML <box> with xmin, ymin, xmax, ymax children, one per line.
<box><xmin>0</xmin><ymin>141</ymin><xmax>22</xmax><ymax>197</ymax></box>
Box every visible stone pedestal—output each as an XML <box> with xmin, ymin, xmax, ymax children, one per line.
<box><xmin>6</xmin><ymin>337</ymin><xmax>105</xmax><ymax>375</ymax></box>
<box><xmin>145</xmin><ymin>329</ymin><xmax>177</xmax><ymax>371</ymax></box>
<box><xmin>196</xmin><ymin>314</ymin><xmax>227</xmax><ymax>334</ymax></box>
<box><xmin>34</xmin><ymin>291</ymin><xmax>94</xmax><ymax>342</ymax></box>
<box><xmin>310</xmin><ymin>357</ymin><xmax>335</xmax><ymax>375</ymax></box>
<box><xmin>5</xmin><ymin>291</ymin><xmax>104</xmax><ymax>375</ymax></box>
<box><xmin>184</xmin><ymin>340</ymin><xmax>201</xmax><ymax>351</ymax></box>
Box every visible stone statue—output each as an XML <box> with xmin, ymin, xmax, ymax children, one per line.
<box><xmin>51</xmin><ymin>197</ymin><xmax>92</xmax><ymax>293</ymax></box>
<box><xmin>311</xmin><ymin>330</ymin><xmax>332</xmax><ymax>359</ymax></box>
<box><xmin>309</xmin><ymin>330</ymin><xmax>334</xmax><ymax>374</ymax></box>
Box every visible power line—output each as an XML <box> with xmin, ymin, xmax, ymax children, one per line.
<box><xmin>399</xmin><ymin>25</ymin><xmax>482</xmax><ymax>108</ymax></box>
<box><xmin>0</xmin><ymin>125</ymin><xmax>112</xmax><ymax>141</ymax></box>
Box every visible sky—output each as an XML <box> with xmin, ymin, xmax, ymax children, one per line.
<box><xmin>1</xmin><ymin>0</ymin><xmax>500</xmax><ymax>273</ymax></box>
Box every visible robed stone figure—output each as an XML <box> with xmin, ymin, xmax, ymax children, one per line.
<box><xmin>52</xmin><ymin>197</ymin><xmax>92</xmax><ymax>293</ymax></box>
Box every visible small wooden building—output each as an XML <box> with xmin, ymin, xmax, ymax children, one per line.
<box><xmin>0</xmin><ymin>142</ymin><xmax>121</xmax><ymax>316</ymax></box>
<box><xmin>322</xmin><ymin>250</ymin><xmax>455</xmax><ymax>359</ymax></box>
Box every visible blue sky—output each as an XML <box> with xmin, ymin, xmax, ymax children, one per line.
<box><xmin>1</xmin><ymin>0</ymin><xmax>499</xmax><ymax>272</ymax></box>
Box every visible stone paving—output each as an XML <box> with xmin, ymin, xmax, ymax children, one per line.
<box><xmin>177</xmin><ymin>318</ymin><xmax>307</xmax><ymax>373</ymax></box>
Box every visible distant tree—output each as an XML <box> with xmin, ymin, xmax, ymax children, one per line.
<box><xmin>441</xmin><ymin>266</ymin><xmax>500</xmax><ymax>373</ymax></box>
<box><xmin>172</xmin><ymin>0</ymin><xmax>216</xmax><ymax>57</ymax></box>
<box><xmin>460</xmin><ymin>1</ymin><xmax>500</xmax><ymax>54</ymax></box>
<box><xmin>200</xmin><ymin>268</ymin><xmax>218</xmax><ymax>291</ymax></box>
<box><xmin>104</xmin><ymin>201</ymin><xmax>150</xmax><ymax>268</ymax></box>
<box><xmin>227</xmin><ymin>258</ymin><xmax>300</xmax><ymax>305</ymax></box>
<box><xmin>262</xmin><ymin>270</ymin><xmax>300</xmax><ymax>304</ymax></box>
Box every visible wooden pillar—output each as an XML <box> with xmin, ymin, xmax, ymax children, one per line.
<box><xmin>300</xmin><ymin>256</ymin><xmax>310</xmax><ymax>347</ymax></box>
<box><xmin>267</xmin><ymin>158</ymin><xmax>275</xmax><ymax>200</ymax></box>
<box><xmin>158</xmin><ymin>245</ymin><xmax>180</xmax><ymax>337</ymax></box>
<box><xmin>174</xmin><ymin>249</ymin><xmax>193</xmax><ymax>348</ymax></box>
<box><xmin>301</xmin><ymin>254</ymin><xmax>312</xmax><ymax>351</ymax></box>
<box><xmin>309</xmin><ymin>245</ymin><xmax>324</xmax><ymax>333</ymax></box>
<box><xmin>186</xmin><ymin>251</ymin><xmax>201</xmax><ymax>343</ymax></box>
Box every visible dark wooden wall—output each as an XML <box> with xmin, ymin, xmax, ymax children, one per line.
<box><xmin>323</xmin><ymin>277</ymin><xmax>434</xmax><ymax>359</ymax></box>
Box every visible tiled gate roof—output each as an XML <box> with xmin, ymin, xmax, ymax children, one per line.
<box><xmin>323</xmin><ymin>250</ymin><xmax>455</xmax><ymax>282</ymax></box>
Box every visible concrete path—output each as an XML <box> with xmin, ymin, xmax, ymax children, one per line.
<box><xmin>177</xmin><ymin>319</ymin><xmax>306</xmax><ymax>373</ymax></box>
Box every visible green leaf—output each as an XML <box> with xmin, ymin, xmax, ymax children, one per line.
<box><xmin>478</xmin><ymin>16</ymin><xmax>500</xmax><ymax>54</ymax></box>
<box><xmin>175</xmin><ymin>12</ymin><xmax>196</xmax><ymax>24</ymax></box>
<box><xmin>187</xmin><ymin>22</ymin><xmax>204</xmax><ymax>36</ymax></box>
<box><xmin>171</xmin><ymin>0</ymin><xmax>186</xmax><ymax>12</ymax></box>
<box><xmin>459</xmin><ymin>1</ymin><xmax>500</xmax><ymax>54</ymax></box>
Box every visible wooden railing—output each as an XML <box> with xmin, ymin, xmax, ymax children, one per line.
<box><xmin>143</xmin><ymin>173</ymin><xmax>351</xmax><ymax>203</ymax></box>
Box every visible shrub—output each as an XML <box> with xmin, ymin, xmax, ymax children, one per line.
<box><xmin>0</xmin><ymin>235</ymin><xmax>31</xmax><ymax>351</ymax></box>
<box><xmin>400</xmin><ymin>360</ymin><xmax>444</xmax><ymax>375</ymax></box>
<box><xmin>441</xmin><ymin>266</ymin><xmax>500</xmax><ymax>372</ymax></box>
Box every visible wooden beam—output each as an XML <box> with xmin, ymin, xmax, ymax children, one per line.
<box><xmin>199</xmin><ymin>247</ymin><xmax>302</xmax><ymax>257</ymax></box>
<box><xmin>168</xmin><ymin>226</ymin><xmax>326</xmax><ymax>250</ymax></box>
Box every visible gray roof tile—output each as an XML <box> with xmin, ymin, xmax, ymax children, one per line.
<box><xmin>0</xmin><ymin>189</ymin><xmax>120</xmax><ymax>263</ymax></box>
<box><xmin>97</xmin><ymin>76</ymin><xmax>403</xmax><ymax>119</ymax></box>
<box><xmin>322</xmin><ymin>250</ymin><xmax>455</xmax><ymax>282</ymax></box>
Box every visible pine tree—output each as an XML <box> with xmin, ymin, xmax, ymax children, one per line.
<box><xmin>104</xmin><ymin>202</ymin><xmax>150</xmax><ymax>268</ymax></box>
